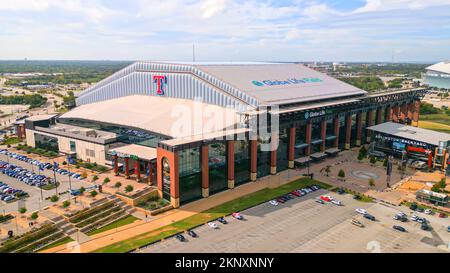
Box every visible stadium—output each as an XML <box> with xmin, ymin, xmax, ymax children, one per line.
<box><xmin>23</xmin><ymin>62</ymin><xmax>427</xmax><ymax>207</ymax></box>
<box><xmin>423</xmin><ymin>61</ymin><xmax>450</xmax><ymax>89</ymax></box>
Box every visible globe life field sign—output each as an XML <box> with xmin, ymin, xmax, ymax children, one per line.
<box><xmin>252</xmin><ymin>77</ymin><xmax>323</xmax><ymax>87</ymax></box>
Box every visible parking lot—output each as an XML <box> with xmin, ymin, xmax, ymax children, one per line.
<box><xmin>0</xmin><ymin>152</ymin><xmax>91</xmax><ymax>214</ymax></box>
<box><xmin>140</xmin><ymin>190</ymin><xmax>450</xmax><ymax>253</ymax></box>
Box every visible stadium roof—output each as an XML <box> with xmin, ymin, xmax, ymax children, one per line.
<box><xmin>60</xmin><ymin>95</ymin><xmax>241</xmax><ymax>139</ymax></box>
<box><xmin>367</xmin><ymin>122</ymin><xmax>450</xmax><ymax>146</ymax></box>
<box><xmin>426</xmin><ymin>61</ymin><xmax>450</xmax><ymax>75</ymax></box>
<box><xmin>76</xmin><ymin>61</ymin><xmax>366</xmax><ymax>109</ymax></box>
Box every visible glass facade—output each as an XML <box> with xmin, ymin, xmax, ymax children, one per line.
<box><xmin>295</xmin><ymin>125</ymin><xmax>307</xmax><ymax>158</ymax></box>
<box><xmin>208</xmin><ymin>142</ymin><xmax>228</xmax><ymax>194</ymax></box>
<box><xmin>34</xmin><ymin>133</ymin><xmax>59</xmax><ymax>152</ymax></box>
<box><xmin>161</xmin><ymin>157</ymin><xmax>171</xmax><ymax>200</ymax></box>
<box><xmin>276</xmin><ymin>128</ymin><xmax>289</xmax><ymax>172</ymax></box>
<box><xmin>234</xmin><ymin>140</ymin><xmax>250</xmax><ymax>185</ymax></box>
<box><xmin>325</xmin><ymin>118</ymin><xmax>336</xmax><ymax>149</ymax></box>
<box><xmin>338</xmin><ymin>116</ymin><xmax>346</xmax><ymax>150</ymax></box>
<box><xmin>257</xmin><ymin>139</ymin><xmax>271</xmax><ymax>178</ymax></box>
<box><xmin>178</xmin><ymin>147</ymin><xmax>202</xmax><ymax>204</ymax></box>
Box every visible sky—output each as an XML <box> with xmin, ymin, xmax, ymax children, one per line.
<box><xmin>0</xmin><ymin>0</ymin><xmax>449</xmax><ymax>62</ymax></box>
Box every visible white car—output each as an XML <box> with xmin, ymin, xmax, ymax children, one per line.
<box><xmin>331</xmin><ymin>200</ymin><xmax>343</xmax><ymax>206</ymax></box>
<box><xmin>424</xmin><ymin>209</ymin><xmax>433</xmax><ymax>215</ymax></box>
<box><xmin>269</xmin><ymin>200</ymin><xmax>279</xmax><ymax>206</ymax></box>
<box><xmin>207</xmin><ymin>222</ymin><xmax>218</xmax><ymax>229</ymax></box>
<box><xmin>356</xmin><ymin>208</ymin><xmax>367</xmax><ymax>215</ymax></box>
<box><xmin>410</xmin><ymin>214</ymin><xmax>419</xmax><ymax>221</ymax></box>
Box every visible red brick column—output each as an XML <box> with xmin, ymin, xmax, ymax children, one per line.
<box><xmin>124</xmin><ymin>157</ymin><xmax>130</xmax><ymax>178</ymax></box>
<box><xmin>227</xmin><ymin>140</ymin><xmax>235</xmax><ymax>189</ymax></box>
<box><xmin>400</xmin><ymin>104</ymin><xmax>407</xmax><ymax>122</ymax></box>
<box><xmin>392</xmin><ymin>105</ymin><xmax>400</xmax><ymax>123</ymax></box>
<box><xmin>113</xmin><ymin>155</ymin><xmax>119</xmax><ymax>176</ymax></box>
<box><xmin>288</xmin><ymin>127</ymin><xmax>296</xmax><ymax>168</ymax></box>
<box><xmin>376</xmin><ymin>108</ymin><xmax>383</xmax><ymax>124</ymax></box>
<box><xmin>345</xmin><ymin>115</ymin><xmax>352</xmax><ymax>150</ymax></box>
<box><xmin>407</xmin><ymin>102</ymin><xmax>414</xmax><ymax>125</ymax></box>
<box><xmin>412</xmin><ymin>100</ymin><xmax>420</xmax><ymax>127</ymax></box>
<box><xmin>201</xmin><ymin>145</ymin><xmax>209</xmax><ymax>197</ymax></box>
<box><xmin>305</xmin><ymin>122</ymin><xmax>312</xmax><ymax>155</ymax></box>
<box><xmin>333</xmin><ymin>116</ymin><xmax>340</xmax><ymax>148</ymax></box>
<box><xmin>385</xmin><ymin>106</ymin><xmax>392</xmax><ymax>122</ymax></box>
<box><xmin>321</xmin><ymin>120</ymin><xmax>327</xmax><ymax>152</ymax></box>
<box><xmin>250</xmin><ymin>139</ymin><xmax>258</xmax><ymax>181</ymax></box>
<box><xmin>156</xmin><ymin>147</ymin><xmax>179</xmax><ymax>208</ymax></box>
<box><xmin>366</xmin><ymin>110</ymin><xmax>374</xmax><ymax>143</ymax></box>
<box><xmin>270</xmin><ymin>132</ymin><xmax>278</xmax><ymax>175</ymax></box>
<box><xmin>134</xmin><ymin>159</ymin><xmax>141</xmax><ymax>182</ymax></box>
<box><xmin>356</xmin><ymin>113</ymin><xmax>363</xmax><ymax>146</ymax></box>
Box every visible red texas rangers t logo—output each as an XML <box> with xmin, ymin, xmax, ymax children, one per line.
<box><xmin>153</xmin><ymin>75</ymin><xmax>167</xmax><ymax>95</ymax></box>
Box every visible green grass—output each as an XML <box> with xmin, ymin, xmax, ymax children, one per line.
<box><xmin>2</xmin><ymin>137</ymin><xmax>21</xmax><ymax>146</ymax></box>
<box><xmin>418</xmin><ymin>120</ymin><xmax>450</xmax><ymax>134</ymax></box>
<box><xmin>93</xmin><ymin>178</ymin><xmax>330</xmax><ymax>253</ymax></box>
<box><xmin>420</xmin><ymin>113</ymin><xmax>450</xmax><ymax>126</ymax></box>
<box><xmin>87</xmin><ymin>215</ymin><xmax>139</xmax><ymax>236</ymax></box>
<box><xmin>40</xmin><ymin>182</ymin><xmax>60</xmax><ymax>191</ymax></box>
<box><xmin>38</xmin><ymin>237</ymin><xmax>74</xmax><ymax>252</ymax></box>
<box><xmin>401</xmin><ymin>201</ymin><xmax>449</xmax><ymax>216</ymax></box>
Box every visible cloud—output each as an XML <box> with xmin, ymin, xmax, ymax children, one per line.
<box><xmin>201</xmin><ymin>0</ymin><xmax>229</xmax><ymax>19</ymax></box>
<box><xmin>353</xmin><ymin>0</ymin><xmax>450</xmax><ymax>13</ymax></box>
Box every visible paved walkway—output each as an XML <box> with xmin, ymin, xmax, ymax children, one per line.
<box><xmin>41</xmin><ymin>167</ymin><xmax>310</xmax><ymax>253</ymax></box>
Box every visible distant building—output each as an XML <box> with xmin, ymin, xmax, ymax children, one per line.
<box><xmin>416</xmin><ymin>189</ymin><xmax>448</xmax><ymax>207</ymax></box>
<box><xmin>423</xmin><ymin>61</ymin><xmax>450</xmax><ymax>89</ymax></box>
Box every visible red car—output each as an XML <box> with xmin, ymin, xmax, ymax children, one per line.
<box><xmin>276</xmin><ymin>198</ymin><xmax>286</xmax><ymax>203</ymax></box>
<box><xmin>439</xmin><ymin>213</ymin><xmax>447</xmax><ymax>218</ymax></box>
<box><xmin>291</xmin><ymin>191</ymin><xmax>301</xmax><ymax>197</ymax></box>
<box><xmin>320</xmin><ymin>195</ymin><xmax>332</xmax><ymax>202</ymax></box>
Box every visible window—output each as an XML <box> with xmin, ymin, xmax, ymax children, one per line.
<box><xmin>70</xmin><ymin>141</ymin><xmax>76</xmax><ymax>152</ymax></box>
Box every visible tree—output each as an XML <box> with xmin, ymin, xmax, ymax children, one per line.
<box><xmin>79</xmin><ymin>187</ymin><xmax>86</xmax><ymax>195</ymax></box>
<box><xmin>368</xmin><ymin>178</ymin><xmax>375</xmax><ymax>187</ymax></box>
<box><xmin>370</xmin><ymin>156</ymin><xmax>377</xmax><ymax>165</ymax></box>
<box><xmin>338</xmin><ymin>169</ymin><xmax>345</xmax><ymax>179</ymax></box>
<box><xmin>50</xmin><ymin>195</ymin><xmax>59</xmax><ymax>202</ymax></box>
<box><xmin>115</xmin><ymin>182</ymin><xmax>122</xmax><ymax>188</ymax></box>
<box><xmin>431</xmin><ymin>184</ymin><xmax>441</xmax><ymax>193</ymax></box>
<box><xmin>125</xmin><ymin>185</ymin><xmax>134</xmax><ymax>193</ymax></box>
<box><xmin>81</xmin><ymin>172</ymin><xmax>87</xmax><ymax>179</ymax></box>
<box><xmin>19</xmin><ymin>207</ymin><xmax>27</xmax><ymax>214</ymax></box>
<box><xmin>438</xmin><ymin>178</ymin><xmax>447</xmax><ymax>189</ymax></box>
<box><xmin>31</xmin><ymin>212</ymin><xmax>39</xmax><ymax>220</ymax></box>
<box><xmin>359</xmin><ymin>146</ymin><xmax>367</xmax><ymax>157</ymax></box>
<box><xmin>62</xmin><ymin>201</ymin><xmax>70</xmax><ymax>208</ymax></box>
<box><xmin>357</xmin><ymin>154</ymin><xmax>364</xmax><ymax>161</ymax></box>
<box><xmin>92</xmin><ymin>175</ymin><xmax>99</xmax><ymax>182</ymax></box>
<box><xmin>103</xmin><ymin>177</ymin><xmax>110</xmax><ymax>184</ymax></box>
<box><xmin>90</xmin><ymin>190</ymin><xmax>98</xmax><ymax>198</ymax></box>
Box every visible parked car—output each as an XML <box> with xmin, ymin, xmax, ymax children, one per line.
<box><xmin>269</xmin><ymin>200</ymin><xmax>279</xmax><ymax>206</ymax></box>
<box><xmin>351</xmin><ymin>219</ymin><xmax>365</xmax><ymax>228</ymax></box>
<box><xmin>421</xmin><ymin>223</ymin><xmax>430</xmax><ymax>231</ymax></box>
<box><xmin>353</xmin><ymin>195</ymin><xmax>362</xmax><ymax>200</ymax></box>
<box><xmin>424</xmin><ymin>209</ymin><xmax>433</xmax><ymax>215</ymax></box>
<box><xmin>232</xmin><ymin>212</ymin><xmax>244</xmax><ymax>220</ymax></box>
<box><xmin>336</xmin><ymin>188</ymin><xmax>345</xmax><ymax>195</ymax></box>
<box><xmin>439</xmin><ymin>213</ymin><xmax>447</xmax><ymax>218</ymax></box>
<box><xmin>217</xmin><ymin>217</ymin><xmax>228</xmax><ymax>224</ymax></box>
<box><xmin>409</xmin><ymin>202</ymin><xmax>418</xmax><ymax>211</ymax></box>
<box><xmin>187</xmin><ymin>230</ymin><xmax>198</xmax><ymax>238</ymax></box>
<box><xmin>364</xmin><ymin>214</ymin><xmax>376</xmax><ymax>221</ymax></box>
<box><xmin>276</xmin><ymin>198</ymin><xmax>286</xmax><ymax>204</ymax></box>
<box><xmin>207</xmin><ymin>222</ymin><xmax>218</xmax><ymax>229</ymax></box>
<box><xmin>331</xmin><ymin>200</ymin><xmax>343</xmax><ymax>206</ymax></box>
<box><xmin>320</xmin><ymin>195</ymin><xmax>332</xmax><ymax>202</ymax></box>
<box><xmin>175</xmin><ymin>234</ymin><xmax>186</xmax><ymax>242</ymax></box>
<box><xmin>355</xmin><ymin>208</ymin><xmax>367</xmax><ymax>215</ymax></box>
<box><xmin>393</xmin><ymin>225</ymin><xmax>406</xmax><ymax>232</ymax></box>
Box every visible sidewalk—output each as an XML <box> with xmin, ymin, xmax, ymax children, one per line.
<box><xmin>41</xmin><ymin>168</ymin><xmax>309</xmax><ymax>253</ymax></box>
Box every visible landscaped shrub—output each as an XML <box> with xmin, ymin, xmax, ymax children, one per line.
<box><xmin>79</xmin><ymin>187</ymin><xmax>86</xmax><ymax>195</ymax></box>
<box><xmin>370</xmin><ymin>156</ymin><xmax>377</xmax><ymax>165</ymax></box>
<box><xmin>62</xmin><ymin>201</ymin><xmax>70</xmax><ymax>208</ymax></box>
<box><xmin>92</xmin><ymin>175</ymin><xmax>99</xmax><ymax>182</ymax></box>
<box><xmin>31</xmin><ymin>212</ymin><xmax>39</xmax><ymax>220</ymax></box>
<box><xmin>103</xmin><ymin>177</ymin><xmax>110</xmax><ymax>184</ymax></box>
<box><xmin>91</xmin><ymin>190</ymin><xmax>98</xmax><ymax>198</ymax></box>
<box><xmin>125</xmin><ymin>185</ymin><xmax>133</xmax><ymax>193</ymax></box>
<box><xmin>338</xmin><ymin>169</ymin><xmax>345</xmax><ymax>179</ymax></box>
<box><xmin>50</xmin><ymin>195</ymin><xmax>59</xmax><ymax>202</ymax></box>
<box><xmin>19</xmin><ymin>207</ymin><xmax>27</xmax><ymax>214</ymax></box>
<box><xmin>115</xmin><ymin>182</ymin><xmax>122</xmax><ymax>188</ymax></box>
